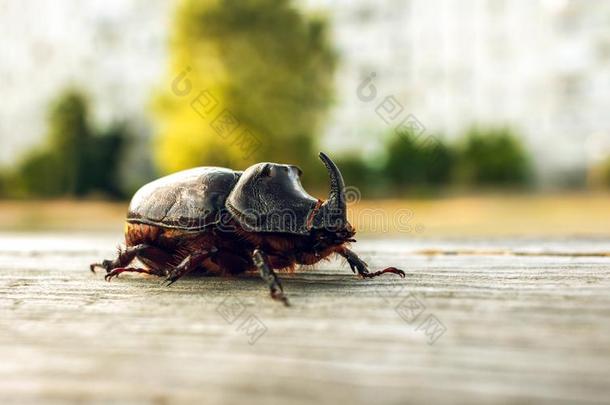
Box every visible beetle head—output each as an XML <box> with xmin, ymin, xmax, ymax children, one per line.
<box><xmin>225</xmin><ymin>152</ymin><xmax>354</xmax><ymax>239</ymax></box>
<box><xmin>225</xmin><ymin>160</ymin><xmax>318</xmax><ymax>234</ymax></box>
<box><xmin>311</xmin><ymin>152</ymin><xmax>354</xmax><ymax>238</ymax></box>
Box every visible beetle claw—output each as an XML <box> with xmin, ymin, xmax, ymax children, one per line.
<box><xmin>271</xmin><ymin>290</ymin><xmax>291</xmax><ymax>307</ymax></box>
<box><xmin>104</xmin><ymin>268</ymin><xmax>124</xmax><ymax>281</ymax></box>
<box><xmin>104</xmin><ymin>267</ymin><xmax>156</xmax><ymax>282</ymax></box>
<box><xmin>162</xmin><ymin>277</ymin><xmax>178</xmax><ymax>287</ymax></box>
<box><xmin>360</xmin><ymin>267</ymin><xmax>406</xmax><ymax>279</ymax></box>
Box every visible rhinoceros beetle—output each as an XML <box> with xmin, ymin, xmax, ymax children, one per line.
<box><xmin>91</xmin><ymin>152</ymin><xmax>405</xmax><ymax>305</ymax></box>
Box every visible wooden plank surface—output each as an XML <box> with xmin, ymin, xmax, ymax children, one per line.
<box><xmin>0</xmin><ymin>232</ymin><xmax>609</xmax><ymax>404</ymax></box>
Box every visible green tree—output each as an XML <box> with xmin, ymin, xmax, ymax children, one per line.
<box><xmin>15</xmin><ymin>150</ymin><xmax>63</xmax><ymax>197</ymax></box>
<box><xmin>12</xmin><ymin>89</ymin><xmax>129</xmax><ymax>198</ymax></box>
<box><xmin>85</xmin><ymin>123</ymin><xmax>129</xmax><ymax>198</ymax></box>
<box><xmin>46</xmin><ymin>90</ymin><xmax>93</xmax><ymax>196</ymax></box>
<box><xmin>153</xmin><ymin>0</ymin><xmax>336</xmax><ymax>177</ymax></box>
<box><xmin>335</xmin><ymin>153</ymin><xmax>377</xmax><ymax>195</ymax></box>
<box><xmin>383</xmin><ymin>132</ymin><xmax>454</xmax><ymax>191</ymax></box>
<box><xmin>456</xmin><ymin>127</ymin><xmax>531</xmax><ymax>187</ymax></box>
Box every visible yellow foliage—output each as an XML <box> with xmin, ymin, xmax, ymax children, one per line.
<box><xmin>151</xmin><ymin>0</ymin><xmax>335</xmax><ymax>176</ymax></box>
<box><xmin>153</xmin><ymin>31</ymin><xmax>233</xmax><ymax>173</ymax></box>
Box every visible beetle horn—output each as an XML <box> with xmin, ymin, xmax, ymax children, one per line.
<box><xmin>316</xmin><ymin>152</ymin><xmax>347</xmax><ymax>228</ymax></box>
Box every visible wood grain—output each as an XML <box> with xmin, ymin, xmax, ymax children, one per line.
<box><xmin>0</xmin><ymin>233</ymin><xmax>609</xmax><ymax>404</ymax></box>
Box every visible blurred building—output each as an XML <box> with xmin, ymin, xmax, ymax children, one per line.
<box><xmin>0</xmin><ymin>0</ymin><xmax>171</xmax><ymax>167</ymax></box>
<box><xmin>305</xmin><ymin>0</ymin><xmax>610</xmax><ymax>184</ymax></box>
<box><xmin>1</xmin><ymin>0</ymin><xmax>610</xmax><ymax>184</ymax></box>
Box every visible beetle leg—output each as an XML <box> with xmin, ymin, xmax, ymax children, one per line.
<box><xmin>338</xmin><ymin>247</ymin><xmax>406</xmax><ymax>278</ymax></box>
<box><xmin>105</xmin><ymin>267</ymin><xmax>165</xmax><ymax>281</ymax></box>
<box><xmin>90</xmin><ymin>244</ymin><xmax>150</xmax><ymax>273</ymax></box>
<box><xmin>253</xmin><ymin>249</ymin><xmax>290</xmax><ymax>306</ymax></box>
<box><xmin>162</xmin><ymin>247</ymin><xmax>217</xmax><ymax>286</ymax></box>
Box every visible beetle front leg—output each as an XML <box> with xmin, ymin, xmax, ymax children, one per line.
<box><xmin>253</xmin><ymin>249</ymin><xmax>290</xmax><ymax>306</ymax></box>
<box><xmin>338</xmin><ymin>247</ymin><xmax>406</xmax><ymax>278</ymax></box>
<box><xmin>105</xmin><ymin>266</ymin><xmax>165</xmax><ymax>281</ymax></box>
<box><xmin>163</xmin><ymin>247</ymin><xmax>217</xmax><ymax>286</ymax></box>
<box><xmin>91</xmin><ymin>244</ymin><xmax>149</xmax><ymax>273</ymax></box>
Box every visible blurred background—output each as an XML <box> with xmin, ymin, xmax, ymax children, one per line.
<box><xmin>1</xmin><ymin>0</ymin><xmax>610</xmax><ymax>236</ymax></box>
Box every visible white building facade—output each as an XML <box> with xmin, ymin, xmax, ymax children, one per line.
<box><xmin>1</xmin><ymin>0</ymin><xmax>609</xmax><ymax>183</ymax></box>
<box><xmin>306</xmin><ymin>0</ymin><xmax>610</xmax><ymax>183</ymax></box>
